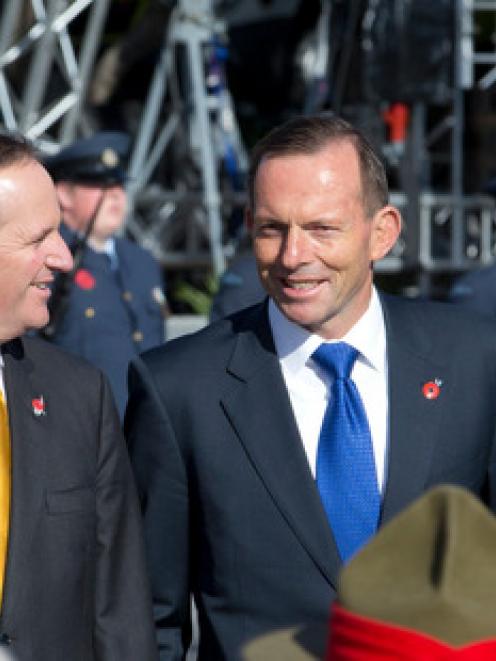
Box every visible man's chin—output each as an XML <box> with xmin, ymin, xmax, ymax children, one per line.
<box><xmin>277</xmin><ymin>302</ymin><xmax>323</xmax><ymax>330</ymax></box>
<box><xmin>275</xmin><ymin>301</ymin><xmax>346</xmax><ymax>339</ymax></box>
<box><xmin>0</xmin><ymin>320</ymin><xmax>44</xmax><ymax>341</ymax></box>
<box><xmin>26</xmin><ymin>311</ymin><xmax>50</xmax><ymax>334</ymax></box>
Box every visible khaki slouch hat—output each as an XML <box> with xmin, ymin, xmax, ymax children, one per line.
<box><xmin>328</xmin><ymin>485</ymin><xmax>496</xmax><ymax>659</ymax></box>
<box><xmin>244</xmin><ymin>486</ymin><xmax>496</xmax><ymax>660</ymax></box>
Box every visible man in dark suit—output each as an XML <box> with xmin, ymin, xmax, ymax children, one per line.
<box><xmin>0</xmin><ymin>135</ymin><xmax>158</xmax><ymax>659</ymax></box>
<box><xmin>209</xmin><ymin>235</ymin><xmax>266</xmax><ymax>322</ymax></box>
<box><xmin>43</xmin><ymin>132</ymin><xmax>166</xmax><ymax>419</ymax></box>
<box><xmin>125</xmin><ymin>114</ymin><xmax>496</xmax><ymax>660</ymax></box>
<box><xmin>449</xmin><ymin>263</ymin><xmax>496</xmax><ymax>321</ymax></box>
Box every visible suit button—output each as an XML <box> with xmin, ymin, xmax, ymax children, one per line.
<box><xmin>0</xmin><ymin>632</ymin><xmax>11</xmax><ymax>644</ymax></box>
<box><xmin>132</xmin><ymin>330</ymin><xmax>143</xmax><ymax>343</ymax></box>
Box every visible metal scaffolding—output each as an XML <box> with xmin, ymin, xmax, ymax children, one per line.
<box><xmin>0</xmin><ymin>0</ymin><xmax>110</xmax><ymax>146</ymax></box>
<box><xmin>362</xmin><ymin>0</ymin><xmax>496</xmax><ymax>282</ymax></box>
<box><xmin>0</xmin><ymin>0</ymin><xmax>244</xmax><ymax>277</ymax></box>
<box><xmin>1</xmin><ymin>1</ymin><xmax>496</xmax><ymax>283</ymax></box>
<box><xmin>125</xmin><ymin>0</ymin><xmax>247</xmax><ymax>276</ymax></box>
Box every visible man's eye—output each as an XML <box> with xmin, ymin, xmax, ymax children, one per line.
<box><xmin>309</xmin><ymin>225</ymin><xmax>337</xmax><ymax>236</ymax></box>
<box><xmin>257</xmin><ymin>224</ymin><xmax>283</xmax><ymax>237</ymax></box>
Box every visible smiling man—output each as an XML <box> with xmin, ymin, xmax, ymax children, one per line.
<box><xmin>0</xmin><ymin>158</ymin><xmax>72</xmax><ymax>338</ymax></box>
<box><xmin>126</xmin><ymin>114</ymin><xmax>496</xmax><ymax>660</ymax></box>
<box><xmin>0</xmin><ymin>134</ymin><xmax>157</xmax><ymax>660</ymax></box>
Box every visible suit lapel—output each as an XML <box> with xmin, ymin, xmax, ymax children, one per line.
<box><xmin>1</xmin><ymin>339</ymin><xmax>50</xmax><ymax>624</ymax></box>
<box><xmin>380</xmin><ymin>296</ymin><xmax>452</xmax><ymax>524</ymax></box>
<box><xmin>221</xmin><ymin>306</ymin><xmax>341</xmax><ymax>589</ymax></box>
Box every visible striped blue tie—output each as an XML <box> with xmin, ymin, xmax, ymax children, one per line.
<box><xmin>313</xmin><ymin>342</ymin><xmax>380</xmax><ymax>563</ymax></box>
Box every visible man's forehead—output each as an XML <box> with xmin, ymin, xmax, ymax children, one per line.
<box><xmin>0</xmin><ymin>157</ymin><xmax>41</xmax><ymax>179</ymax></box>
<box><xmin>0</xmin><ymin>160</ymin><xmax>59</xmax><ymax>215</ymax></box>
<box><xmin>259</xmin><ymin>141</ymin><xmax>357</xmax><ymax>177</ymax></box>
<box><xmin>0</xmin><ymin>175</ymin><xmax>17</xmax><ymax>195</ymax></box>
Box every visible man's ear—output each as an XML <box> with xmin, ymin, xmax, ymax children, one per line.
<box><xmin>370</xmin><ymin>205</ymin><xmax>402</xmax><ymax>262</ymax></box>
<box><xmin>55</xmin><ymin>182</ymin><xmax>74</xmax><ymax>211</ymax></box>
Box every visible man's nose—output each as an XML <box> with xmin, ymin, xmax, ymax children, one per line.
<box><xmin>46</xmin><ymin>233</ymin><xmax>73</xmax><ymax>273</ymax></box>
<box><xmin>280</xmin><ymin>226</ymin><xmax>312</xmax><ymax>269</ymax></box>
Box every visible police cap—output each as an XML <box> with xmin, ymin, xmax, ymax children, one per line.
<box><xmin>44</xmin><ymin>131</ymin><xmax>130</xmax><ymax>185</ymax></box>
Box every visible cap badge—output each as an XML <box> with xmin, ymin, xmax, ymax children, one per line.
<box><xmin>32</xmin><ymin>396</ymin><xmax>46</xmax><ymax>417</ymax></box>
<box><xmin>422</xmin><ymin>378</ymin><xmax>442</xmax><ymax>400</ymax></box>
<box><xmin>100</xmin><ymin>148</ymin><xmax>119</xmax><ymax>168</ymax></box>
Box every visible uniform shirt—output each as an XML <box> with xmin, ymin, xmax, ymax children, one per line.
<box><xmin>103</xmin><ymin>237</ymin><xmax>119</xmax><ymax>270</ymax></box>
<box><xmin>268</xmin><ymin>287</ymin><xmax>389</xmax><ymax>492</ymax></box>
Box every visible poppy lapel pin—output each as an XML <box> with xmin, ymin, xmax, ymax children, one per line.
<box><xmin>422</xmin><ymin>379</ymin><xmax>443</xmax><ymax>400</ymax></box>
<box><xmin>74</xmin><ymin>268</ymin><xmax>96</xmax><ymax>290</ymax></box>
<box><xmin>32</xmin><ymin>396</ymin><xmax>46</xmax><ymax>417</ymax></box>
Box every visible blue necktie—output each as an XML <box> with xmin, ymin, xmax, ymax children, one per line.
<box><xmin>312</xmin><ymin>342</ymin><xmax>380</xmax><ymax>563</ymax></box>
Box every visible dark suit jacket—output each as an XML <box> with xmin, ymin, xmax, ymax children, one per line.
<box><xmin>0</xmin><ymin>337</ymin><xmax>157</xmax><ymax>661</ymax></box>
<box><xmin>126</xmin><ymin>294</ymin><xmax>496</xmax><ymax>661</ymax></box>
<box><xmin>449</xmin><ymin>263</ymin><xmax>496</xmax><ymax>322</ymax></box>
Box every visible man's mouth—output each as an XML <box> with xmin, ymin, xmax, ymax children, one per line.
<box><xmin>282</xmin><ymin>279</ymin><xmax>322</xmax><ymax>290</ymax></box>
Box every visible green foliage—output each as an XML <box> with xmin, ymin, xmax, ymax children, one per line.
<box><xmin>173</xmin><ymin>273</ymin><xmax>219</xmax><ymax>315</ymax></box>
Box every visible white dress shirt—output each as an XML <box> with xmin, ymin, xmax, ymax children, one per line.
<box><xmin>268</xmin><ymin>287</ymin><xmax>389</xmax><ymax>493</ymax></box>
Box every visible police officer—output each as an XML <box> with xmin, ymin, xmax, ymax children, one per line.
<box><xmin>43</xmin><ymin>131</ymin><xmax>166</xmax><ymax>419</ymax></box>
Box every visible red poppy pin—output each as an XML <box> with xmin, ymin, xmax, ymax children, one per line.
<box><xmin>422</xmin><ymin>379</ymin><xmax>442</xmax><ymax>400</ymax></box>
<box><xmin>32</xmin><ymin>396</ymin><xmax>46</xmax><ymax>417</ymax></box>
<box><xmin>74</xmin><ymin>268</ymin><xmax>96</xmax><ymax>290</ymax></box>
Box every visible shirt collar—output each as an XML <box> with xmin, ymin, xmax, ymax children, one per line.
<box><xmin>269</xmin><ymin>287</ymin><xmax>386</xmax><ymax>375</ymax></box>
<box><xmin>104</xmin><ymin>237</ymin><xmax>116</xmax><ymax>258</ymax></box>
<box><xmin>103</xmin><ymin>238</ymin><xmax>119</xmax><ymax>270</ymax></box>
<box><xmin>61</xmin><ymin>223</ymin><xmax>117</xmax><ymax>262</ymax></box>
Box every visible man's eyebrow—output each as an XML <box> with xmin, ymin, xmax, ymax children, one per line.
<box><xmin>255</xmin><ymin>216</ymin><xmax>284</xmax><ymax>222</ymax></box>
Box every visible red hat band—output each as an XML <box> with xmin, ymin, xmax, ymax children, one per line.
<box><xmin>327</xmin><ymin>604</ymin><xmax>496</xmax><ymax>661</ymax></box>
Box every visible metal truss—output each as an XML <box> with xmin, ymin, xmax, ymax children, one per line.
<box><xmin>378</xmin><ymin>192</ymin><xmax>496</xmax><ymax>274</ymax></box>
<box><xmin>2</xmin><ymin>1</ymin><xmax>496</xmax><ymax>282</ymax></box>
<box><xmin>462</xmin><ymin>0</ymin><xmax>496</xmax><ymax>90</ymax></box>
<box><xmin>125</xmin><ymin>0</ymin><xmax>247</xmax><ymax>276</ymax></box>
<box><xmin>0</xmin><ymin>0</ymin><xmax>243</xmax><ymax>277</ymax></box>
<box><xmin>0</xmin><ymin>0</ymin><xmax>110</xmax><ymax>148</ymax></box>
<box><xmin>371</xmin><ymin>0</ymin><xmax>496</xmax><ymax>282</ymax></box>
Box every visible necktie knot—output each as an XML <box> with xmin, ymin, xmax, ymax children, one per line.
<box><xmin>312</xmin><ymin>342</ymin><xmax>358</xmax><ymax>380</ymax></box>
